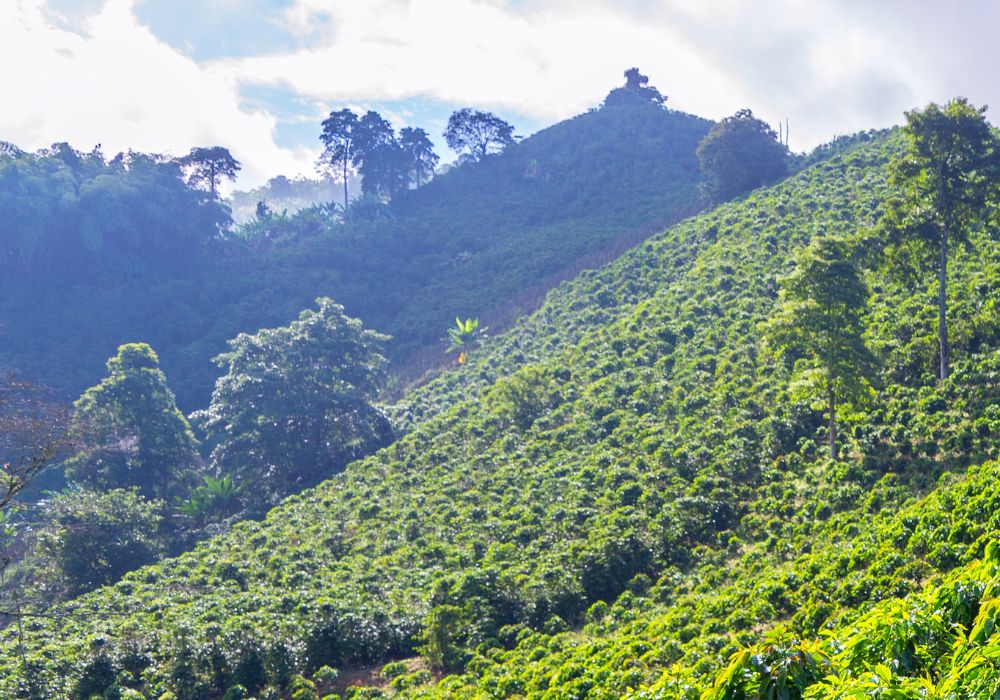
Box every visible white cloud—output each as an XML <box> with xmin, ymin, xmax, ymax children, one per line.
<box><xmin>221</xmin><ymin>0</ymin><xmax>1000</xmax><ymax>150</ymax></box>
<box><xmin>3</xmin><ymin>0</ymin><xmax>999</xmax><ymax>191</ymax></box>
<box><xmin>0</xmin><ymin>0</ymin><xmax>318</xmax><ymax>188</ymax></box>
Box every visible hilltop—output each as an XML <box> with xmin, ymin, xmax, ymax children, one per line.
<box><xmin>0</xmin><ymin>99</ymin><xmax>710</xmax><ymax>410</ymax></box>
<box><xmin>2</xmin><ymin>124</ymin><xmax>997</xmax><ymax>698</ymax></box>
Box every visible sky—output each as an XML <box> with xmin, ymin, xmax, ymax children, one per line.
<box><xmin>4</xmin><ymin>0</ymin><xmax>1000</xmax><ymax>190</ymax></box>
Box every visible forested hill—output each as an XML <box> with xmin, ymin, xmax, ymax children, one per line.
<box><xmin>0</xmin><ymin>100</ymin><xmax>710</xmax><ymax>410</ymax></box>
<box><xmin>4</xmin><ymin>128</ymin><xmax>997</xmax><ymax>698</ymax></box>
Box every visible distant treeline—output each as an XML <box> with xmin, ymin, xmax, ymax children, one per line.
<box><xmin>0</xmin><ymin>143</ymin><xmax>228</xmax><ymax>280</ymax></box>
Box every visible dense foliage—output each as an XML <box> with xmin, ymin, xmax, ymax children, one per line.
<box><xmin>63</xmin><ymin>343</ymin><xmax>199</xmax><ymax>501</ymax></box>
<box><xmin>0</xmin><ymin>99</ymin><xmax>711</xmax><ymax>409</ymax></box>
<box><xmin>1</xmin><ymin>128</ymin><xmax>998</xmax><ymax>698</ymax></box>
<box><xmin>0</xmin><ymin>144</ymin><xmax>228</xmax><ymax>280</ymax></box>
<box><xmin>697</xmin><ymin>108</ymin><xmax>789</xmax><ymax>202</ymax></box>
<box><xmin>193</xmin><ymin>298</ymin><xmax>392</xmax><ymax>512</ymax></box>
<box><xmin>443</xmin><ymin>109</ymin><xmax>516</xmax><ymax>162</ymax></box>
<box><xmin>32</xmin><ymin>488</ymin><xmax>167</xmax><ymax>599</ymax></box>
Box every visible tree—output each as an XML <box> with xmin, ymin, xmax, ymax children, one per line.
<box><xmin>178</xmin><ymin>146</ymin><xmax>241</xmax><ymax>198</ymax></box>
<box><xmin>399</xmin><ymin>127</ymin><xmax>439</xmax><ymax>187</ymax></box>
<box><xmin>603</xmin><ymin>67</ymin><xmax>666</xmax><ymax>107</ymax></box>
<box><xmin>63</xmin><ymin>343</ymin><xmax>199</xmax><ymax>500</ymax></box>
<box><xmin>880</xmin><ymin>98</ymin><xmax>1000</xmax><ymax>380</ymax></box>
<box><xmin>34</xmin><ymin>488</ymin><xmax>166</xmax><ymax>598</ymax></box>
<box><xmin>195</xmin><ymin>298</ymin><xmax>392</xmax><ymax>511</ymax></box>
<box><xmin>353</xmin><ymin>111</ymin><xmax>407</xmax><ymax>199</ymax></box>
<box><xmin>696</xmin><ymin>108</ymin><xmax>788</xmax><ymax>202</ymax></box>
<box><xmin>0</xmin><ymin>376</ymin><xmax>69</xmax><ymax>514</ymax></box>
<box><xmin>763</xmin><ymin>237</ymin><xmax>877</xmax><ymax>460</ymax></box>
<box><xmin>319</xmin><ymin>108</ymin><xmax>360</xmax><ymax>209</ymax></box>
<box><xmin>0</xmin><ymin>146</ymin><xmax>229</xmax><ymax>279</ymax></box>
<box><xmin>444</xmin><ymin>109</ymin><xmax>516</xmax><ymax>162</ymax></box>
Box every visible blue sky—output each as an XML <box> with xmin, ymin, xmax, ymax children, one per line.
<box><xmin>5</xmin><ymin>1</ymin><xmax>1000</xmax><ymax>189</ymax></box>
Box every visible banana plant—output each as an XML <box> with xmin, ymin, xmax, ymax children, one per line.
<box><xmin>176</xmin><ymin>475</ymin><xmax>243</xmax><ymax>521</ymax></box>
<box><xmin>446</xmin><ymin>317</ymin><xmax>481</xmax><ymax>364</ymax></box>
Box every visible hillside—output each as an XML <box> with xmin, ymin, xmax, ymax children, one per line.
<box><xmin>2</xmin><ymin>128</ymin><xmax>997</xmax><ymax>699</ymax></box>
<box><xmin>0</xmin><ymin>100</ymin><xmax>710</xmax><ymax>410</ymax></box>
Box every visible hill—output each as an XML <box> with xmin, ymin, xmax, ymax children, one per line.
<box><xmin>0</xmin><ymin>100</ymin><xmax>711</xmax><ymax>410</ymax></box>
<box><xmin>2</xmin><ymin>127</ymin><xmax>997</xmax><ymax>698</ymax></box>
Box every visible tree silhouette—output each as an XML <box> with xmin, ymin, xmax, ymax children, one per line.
<box><xmin>400</xmin><ymin>127</ymin><xmax>439</xmax><ymax>187</ymax></box>
<box><xmin>178</xmin><ymin>146</ymin><xmax>241</xmax><ymax>198</ymax></box>
<box><xmin>444</xmin><ymin>109</ymin><xmax>515</xmax><ymax>162</ymax></box>
<box><xmin>604</xmin><ymin>67</ymin><xmax>666</xmax><ymax>107</ymax></box>
<box><xmin>353</xmin><ymin>111</ymin><xmax>407</xmax><ymax>199</ymax></box>
<box><xmin>319</xmin><ymin>108</ymin><xmax>360</xmax><ymax>209</ymax></box>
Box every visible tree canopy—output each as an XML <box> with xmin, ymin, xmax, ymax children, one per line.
<box><xmin>444</xmin><ymin>108</ymin><xmax>516</xmax><ymax>162</ymax></box>
<box><xmin>319</xmin><ymin>109</ymin><xmax>439</xmax><ymax>202</ymax></box>
<box><xmin>603</xmin><ymin>67</ymin><xmax>666</xmax><ymax>107</ymax></box>
<box><xmin>399</xmin><ymin>127</ymin><xmax>439</xmax><ymax>187</ymax></box>
<box><xmin>0</xmin><ymin>144</ymin><xmax>229</xmax><ymax>280</ymax></box>
<box><xmin>177</xmin><ymin>146</ymin><xmax>241</xmax><ymax>198</ymax></box>
<box><xmin>353</xmin><ymin>111</ymin><xmax>408</xmax><ymax>199</ymax></box>
<box><xmin>63</xmin><ymin>343</ymin><xmax>199</xmax><ymax>500</ymax></box>
<box><xmin>194</xmin><ymin>298</ymin><xmax>393</xmax><ymax>511</ymax></box>
<box><xmin>34</xmin><ymin>488</ymin><xmax>166</xmax><ymax>598</ymax></box>
<box><xmin>697</xmin><ymin>108</ymin><xmax>789</xmax><ymax>202</ymax></box>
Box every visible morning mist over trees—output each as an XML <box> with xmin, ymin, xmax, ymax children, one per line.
<box><xmin>1</xmin><ymin>2</ymin><xmax>1000</xmax><ymax>698</ymax></box>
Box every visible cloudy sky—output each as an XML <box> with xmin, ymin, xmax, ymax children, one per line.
<box><xmin>4</xmin><ymin>0</ymin><xmax>999</xmax><ymax>189</ymax></box>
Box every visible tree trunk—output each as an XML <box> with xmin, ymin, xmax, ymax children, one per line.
<box><xmin>938</xmin><ymin>228</ymin><xmax>949</xmax><ymax>380</ymax></box>
<box><xmin>343</xmin><ymin>157</ymin><xmax>349</xmax><ymax>211</ymax></box>
<box><xmin>828</xmin><ymin>383</ymin><xmax>837</xmax><ymax>460</ymax></box>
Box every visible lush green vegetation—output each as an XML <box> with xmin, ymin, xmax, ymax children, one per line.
<box><xmin>0</xmin><ymin>99</ymin><xmax>711</xmax><ymax>410</ymax></box>
<box><xmin>2</xmin><ymin>122</ymin><xmax>998</xmax><ymax>699</ymax></box>
<box><xmin>697</xmin><ymin>108</ymin><xmax>789</xmax><ymax>202</ymax></box>
<box><xmin>0</xmin><ymin>144</ymin><xmax>228</xmax><ymax>280</ymax></box>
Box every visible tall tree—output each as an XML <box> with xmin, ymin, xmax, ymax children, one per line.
<box><xmin>399</xmin><ymin>127</ymin><xmax>439</xmax><ymax>187</ymax></box>
<box><xmin>696</xmin><ymin>108</ymin><xmax>788</xmax><ymax>202</ymax></box>
<box><xmin>319</xmin><ymin>108</ymin><xmax>360</xmax><ymax>209</ymax></box>
<box><xmin>764</xmin><ymin>237</ymin><xmax>877</xmax><ymax>460</ymax></box>
<box><xmin>178</xmin><ymin>146</ymin><xmax>241</xmax><ymax>198</ymax></box>
<box><xmin>194</xmin><ymin>298</ymin><xmax>392</xmax><ymax>512</ymax></box>
<box><xmin>881</xmin><ymin>98</ymin><xmax>1000</xmax><ymax>380</ymax></box>
<box><xmin>444</xmin><ymin>109</ymin><xmax>516</xmax><ymax>162</ymax></box>
<box><xmin>353</xmin><ymin>111</ymin><xmax>406</xmax><ymax>199</ymax></box>
<box><xmin>63</xmin><ymin>343</ymin><xmax>199</xmax><ymax>500</ymax></box>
